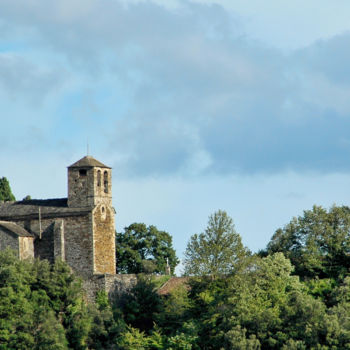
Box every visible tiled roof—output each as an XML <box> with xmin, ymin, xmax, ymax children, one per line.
<box><xmin>0</xmin><ymin>221</ymin><xmax>33</xmax><ymax>237</ymax></box>
<box><xmin>157</xmin><ymin>277</ymin><xmax>190</xmax><ymax>295</ymax></box>
<box><xmin>68</xmin><ymin>156</ymin><xmax>110</xmax><ymax>169</ymax></box>
<box><xmin>0</xmin><ymin>198</ymin><xmax>91</xmax><ymax>220</ymax></box>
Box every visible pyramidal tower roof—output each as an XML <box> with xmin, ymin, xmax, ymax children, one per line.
<box><xmin>68</xmin><ymin>156</ymin><xmax>111</xmax><ymax>169</ymax></box>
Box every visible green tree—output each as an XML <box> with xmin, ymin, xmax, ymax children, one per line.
<box><xmin>223</xmin><ymin>326</ymin><xmax>261</xmax><ymax>350</ymax></box>
<box><xmin>0</xmin><ymin>177</ymin><xmax>15</xmax><ymax>202</ymax></box>
<box><xmin>116</xmin><ymin>223</ymin><xmax>179</xmax><ymax>274</ymax></box>
<box><xmin>266</xmin><ymin>205</ymin><xmax>350</xmax><ymax>281</ymax></box>
<box><xmin>0</xmin><ymin>250</ymin><xmax>93</xmax><ymax>350</ymax></box>
<box><xmin>186</xmin><ymin>253</ymin><xmax>336</xmax><ymax>349</ymax></box>
<box><xmin>0</xmin><ymin>250</ymin><xmax>70</xmax><ymax>349</ymax></box>
<box><xmin>0</xmin><ymin>250</ymin><xmax>36</xmax><ymax>349</ymax></box>
<box><xmin>34</xmin><ymin>310</ymin><xmax>68</xmax><ymax>350</ymax></box>
<box><xmin>87</xmin><ymin>291</ymin><xmax>126</xmax><ymax>350</ymax></box>
<box><xmin>184</xmin><ymin>210</ymin><xmax>249</xmax><ymax>277</ymax></box>
<box><xmin>158</xmin><ymin>283</ymin><xmax>191</xmax><ymax>335</ymax></box>
<box><xmin>118</xmin><ymin>275</ymin><xmax>164</xmax><ymax>333</ymax></box>
<box><xmin>117</xmin><ymin>326</ymin><xmax>150</xmax><ymax>350</ymax></box>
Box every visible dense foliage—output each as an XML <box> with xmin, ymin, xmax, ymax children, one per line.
<box><xmin>3</xmin><ymin>206</ymin><xmax>350</xmax><ymax>349</ymax></box>
<box><xmin>184</xmin><ymin>210</ymin><xmax>250</xmax><ymax>277</ymax></box>
<box><xmin>0</xmin><ymin>250</ymin><xmax>90</xmax><ymax>349</ymax></box>
<box><xmin>266</xmin><ymin>205</ymin><xmax>350</xmax><ymax>281</ymax></box>
<box><xmin>116</xmin><ymin>223</ymin><xmax>179</xmax><ymax>274</ymax></box>
<box><xmin>0</xmin><ymin>177</ymin><xmax>15</xmax><ymax>202</ymax></box>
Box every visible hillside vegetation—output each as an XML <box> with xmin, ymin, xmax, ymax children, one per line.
<box><xmin>1</xmin><ymin>207</ymin><xmax>350</xmax><ymax>349</ymax></box>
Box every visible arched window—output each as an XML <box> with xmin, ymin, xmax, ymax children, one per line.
<box><xmin>104</xmin><ymin>171</ymin><xmax>108</xmax><ymax>193</ymax></box>
<box><xmin>97</xmin><ymin>170</ymin><xmax>101</xmax><ymax>187</ymax></box>
<box><xmin>101</xmin><ymin>205</ymin><xmax>106</xmax><ymax>220</ymax></box>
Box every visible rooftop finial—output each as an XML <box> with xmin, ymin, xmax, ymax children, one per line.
<box><xmin>165</xmin><ymin>257</ymin><xmax>171</xmax><ymax>275</ymax></box>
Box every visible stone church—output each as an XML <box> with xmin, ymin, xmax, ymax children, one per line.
<box><xmin>0</xmin><ymin>156</ymin><xmax>131</xmax><ymax>298</ymax></box>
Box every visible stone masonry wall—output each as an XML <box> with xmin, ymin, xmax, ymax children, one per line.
<box><xmin>54</xmin><ymin>219</ymin><xmax>65</xmax><ymax>261</ymax></box>
<box><xmin>68</xmin><ymin>167</ymin><xmax>112</xmax><ymax>208</ymax></box>
<box><xmin>93</xmin><ymin>204</ymin><xmax>115</xmax><ymax>274</ymax></box>
<box><xmin>93</xmin><ymin>167</ymin><xmax>112</xmax><ymax>207</ymax></box>
<box><xmin>61</xmin><ymin>214</ymin><xmax>94</xmax><ymax>277</ymax></box>
<box><xmin>68</xmin><ymin>168</ymin><xmax>92</xmax><ymax>207</ymax></box>
<box><xmin>10</xmin><ymin>214</ymin><xmax>94</xmax><ymax>277</ymax></box>
<box><xmin>0</xmin><ymin>228</ymin><xmax>19</xmax><ymax>255</ymax></box>
<box><xmin>83</xmin><ymin>274</ymin><xmax>137</xmax><ymax>302</ymax></box>
<box><xmin>24</xmin><ymin>218</ymin><xmax>55</xmax><ymax>262</ymax></box>
<box><xmin>19</xmin><ymin>237</ymin><xmax>34</xmax><ymax>260</ymax></box>
<box><xmin>104</xmin><ymin>274</ymin><xmax>137</xmax><ymax>298</ymax></box>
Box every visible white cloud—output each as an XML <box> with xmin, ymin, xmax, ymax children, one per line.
<box><xmin>0</xmin><ymin>53</ymin><xmax>65</xmax><ymax>98</ymax></box>
<box><xmin>1</xmin><ymin>0</ymin><xmax>350</xmax><ymax>178</ymax></box>
<box><xmin>2</xmin><ymin>0</ymin><xmax>350</xmax><ymax>260</ymax></box>
<box><xmin>191</xmin><ymin>0</ymin><xmax>350</xmax><ymax>50</ymax></box>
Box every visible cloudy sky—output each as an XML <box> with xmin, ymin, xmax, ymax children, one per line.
<box><xmin>2</xmin><ymin>0</ymin><xmax>350</xmax><ymax>271</ymax></box>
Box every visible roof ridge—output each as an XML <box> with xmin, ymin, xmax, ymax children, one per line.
<box><xmin>68</xmin><ymin>156</ymin><xmax>110</xmax><ymax>169</ymax></box>
<box><xmin>0</xmin><ymin>221</ymin><xmax>34</xmax><ymax>237</ymax></box>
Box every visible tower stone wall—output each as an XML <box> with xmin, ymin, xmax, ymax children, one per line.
<box><xmin>67</xmin><ymin>168</ymin><xmax>93</xmax><ymax>208</ymax></box>
<box><xmin>93</xmin><ymin>203</ymin><xmax>116</xmax><ymax>274</ymax></box>
<box><xmin>67</xmin><ymin>156</ymin><xmax>112</xmax><ymax>209</ymax></box>
<box><xmin>92</xmin><ymin>167</ymin><xmax>112</xmax><ymax>207</ymax></box>
<box><xmin>67</xmin><ymin>156</ymin><xmax>115</xmax><ymax>275</ymax></box>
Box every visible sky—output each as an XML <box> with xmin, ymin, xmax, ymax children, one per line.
<box><xmin>2</xmin><ymin>0</ymin><xmax>350</xmax><ymax>273</ymax></box>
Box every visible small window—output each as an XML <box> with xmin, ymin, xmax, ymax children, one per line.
<box><xmin>104</xmin><ymin>171</ymin><xmax>108</xmax><ymax>193</ymax></box>
<box><xmin>79</xmin><ymin>169</ymin><xmax>87</xmax><ymax>176</ymax></box>
<box><xmin>101</xmin><ymin>205</ymin><xmax>107</xmax><ymax>220</ymax></box>
<box><xmin>97</xmin><ymin>170</ymin><xmax>101</xmax><ymax>186</ymax></box>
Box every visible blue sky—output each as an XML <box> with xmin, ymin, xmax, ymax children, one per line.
<box><xmin>2</xmin><ymin>0</ymin><xmax>350</xmax><ymax>273</ymax></box>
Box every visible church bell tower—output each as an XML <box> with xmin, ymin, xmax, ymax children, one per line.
<box><xmin>67</xmin><ymin>155</ymin><xmax>112</xmax><ymax>208</ymax></box>
<box><xmin>67</xmin><ymin>155</ymin><xmax>116</xmax><ymax>275</ymax></box>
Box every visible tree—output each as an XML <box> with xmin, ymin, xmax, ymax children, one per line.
<box><xmin>183</xmin><ymin>210</ymin><xmax>249</xmax><ymax>277</ymax></box>
<box><xmin>118</xmin><ymin>275</ymin><xmax>164</xmax><ymax>333</ymax></box>
<box><xmin>265</xmin><ymin>205</ymin><xmax>350</xmax><ymax>281</ymax></box>
<box><xmin>0</xmin><ymin>250</ymin><xmax>71</xmax><ymax>349</ymax></box>
<box><xmin>116</xmin><ymin>223</ymin><xmax>179</xmax><ymax>274</ymax></box>
<box><xmin>158</xmin><ymin>283</ymin><xmax>191</xmax><ymax>335</ymax></box>
<box><xmin>87</xmin><ymin>291</ymin><xmax>126</xmax><ymax>350</ymax></box>
<box><xmin>0</xmin><ymin>249</ymin><xmax>92</xmax><ymax>350</ymax></box>
<box><xmin>0</xmin><ymin>177</ymin><xmax>15</xmax><ymax>202</ymax></box>
<box><xmin>186</xmin><ymin>253</ymin><xmax>342</xmax><ymax>349</ymax></box>
<box><xmin>223</xmin><ymin>326</ymin><xmax>261</xmax><ymax>350</ymax></box>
